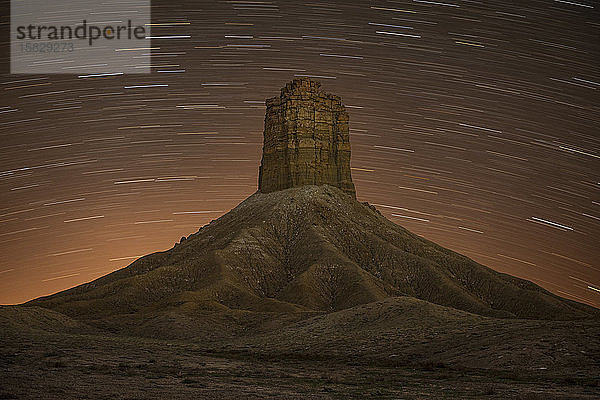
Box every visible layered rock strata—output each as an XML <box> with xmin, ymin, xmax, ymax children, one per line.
<box><xmin>258</xmin><ymin>78</ymin><xmax>356</xmax><ymax>197</ymax></box>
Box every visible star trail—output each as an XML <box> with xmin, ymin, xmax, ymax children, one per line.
<box><xmin>0</xmin><ymin>0</ymin><xmax>598</xmax><ymax>307</ymax></box>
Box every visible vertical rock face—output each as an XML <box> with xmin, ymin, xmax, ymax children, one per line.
<box><xmin>258</xmin><ymin>78</ymin><xmax>356</xmax><ymax>198</ymax></box>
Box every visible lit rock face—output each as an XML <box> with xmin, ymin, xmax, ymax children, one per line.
<box><xmin>258</xmin><ymin>78</ymin><xmax>356</xmax><ymax>198</ymax></box>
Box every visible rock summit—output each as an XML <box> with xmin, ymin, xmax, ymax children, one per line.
<box><xmin>258</xmin><ymin>78</ymin><xmax>356</xmax><ymax>197</ymax></box>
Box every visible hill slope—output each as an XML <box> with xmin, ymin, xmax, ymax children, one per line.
<box><xmin>29</xmin><ymin>184</ymin><xmax>596</xmax><ymax>331</ymax></box>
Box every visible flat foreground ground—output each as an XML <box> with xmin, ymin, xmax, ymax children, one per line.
<box><xmin>1</xmin><ymin>330</ymin><xmax>598</xmax><ymax>400</ymax></box>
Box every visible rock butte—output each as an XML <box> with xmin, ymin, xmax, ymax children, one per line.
<box><xmin>4</xmin><ymin>79</ymin><xmax>598</xmax><ymax>399</ymax></box>
<box><xmin>258</xmin><ymin>78</ymin><xmax>356</xmax><ymax>198</ymax></box>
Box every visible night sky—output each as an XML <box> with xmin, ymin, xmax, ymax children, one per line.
<box><xmin>1</xmin><ymin>0</ymin><xmax>598</xmax><ymax>307</ymax></box>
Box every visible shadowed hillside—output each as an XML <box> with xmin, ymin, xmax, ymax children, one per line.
<box><xmin>28</xmin><ymin>185</ymin><xmax>596</xmax><ymax>341</ymax></box>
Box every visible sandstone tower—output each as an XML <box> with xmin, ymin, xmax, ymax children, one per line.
<box><xmin>258</xmin><ymin>78</ymin><xmax>356</xmax><ymax>197</ymax></box>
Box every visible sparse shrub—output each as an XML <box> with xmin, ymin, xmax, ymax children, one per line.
<box><xmin>42</xmin><ymin>350</ymin><xmax>61</xmax><ymax>358</ymax></box>
<box><xmin>420</xmin><ymin>360</ymin><xmax>446</xmax><ymax>371</ymax></box>
<box><xmin>48</xmin><ymin>359</ymin><xmax>65</xmax><ymax>368</ymax></box>
<box><xmin>482</xmin><ymin>385</ymin><xmax>497</xmax><ymax>395</ymax></box>
<box><xmin>517</xmin><ymin>393</ymin><xmax>545</xmax><ymax>400</ymax></box>
<box><xmin>563</xmin><ymin>376</ymin><xmax>576</xmax><ymax>385</ymax></box>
